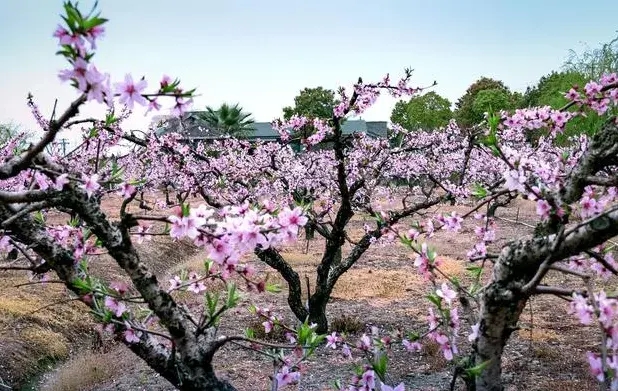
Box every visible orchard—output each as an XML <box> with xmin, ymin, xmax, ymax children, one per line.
<box><xmin>2</xmin><ymin>2</ymin><xmax>618</xmax><ymax>391</ymax></box>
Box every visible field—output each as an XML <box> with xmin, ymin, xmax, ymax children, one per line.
<box><xmin>0</xmin><ymin>195</ymin><xmax>603</xmax><ymax>391</ymax></box>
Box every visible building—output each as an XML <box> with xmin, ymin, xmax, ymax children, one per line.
<box><xmin>152</xmin><ymin>111</ymin><xmax>389</xmax><ymax>145</ymax></box>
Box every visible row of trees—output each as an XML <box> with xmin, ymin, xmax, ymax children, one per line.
<box><xmin>2</xmin><ymin>3</ymin><xmax>618</xmax><ymax>391</ymax></box>
<box><xmin>198</xmin><ymin>34</ymin><xmax>618</xmax><ymax>143</ymax></box>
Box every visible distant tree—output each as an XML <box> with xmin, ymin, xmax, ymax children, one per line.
<box><xmin>564</xmin><ymin>33</ymin><xmax>618</xmax><ymax>79</ymax></box>
<box><xmin>282</xmin><ymin>87</ymin><xmax>338</xmax><ymax>140</ymax></box>
<box><xmin>390</xmin><ymin>91</ymin><xmax>452</xmax><ymax>132</ymax></box>
<box><xmin>0</xmin><ymin>122</ymin><xmax>33</xmax><ymax>152</ymax></box>
<box><xmin>522</xmin><ymin>70</ymin><xmax>588</xmax><ymax>109</ymax></box>
<box><xmin>198</xmin><ymin>103</ymin><xmax>255</xmax><ymax>138</ymax></box>
<box><xmin>455</xmin><ymin>77</ymin><xmax>519</xmax><ymax>128</ymax></box>
<box><xmin>471</xmin><ymin>88</ymin><xmax>513</xmax><ymax>119</ymax></box>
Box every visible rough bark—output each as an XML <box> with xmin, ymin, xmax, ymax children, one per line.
<box><xmin>474</xmin><ymin>117</ymin><xmax>618</xmax><ymax>390</ymax></box>
<box><xmin>0</xmin><ymin>189</ymin><xmax>237</xmax><ymax>390</ymax></box>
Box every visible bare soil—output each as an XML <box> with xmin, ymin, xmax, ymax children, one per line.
<box><xmin>2</xmin><ymin>196</ymin><xmax>605</xmax><ymax>390</ymax></box>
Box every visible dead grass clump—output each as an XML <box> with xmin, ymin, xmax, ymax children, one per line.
<box><xmin>332</xmin><ymin>269</ymin><xmax>420</xmax><ymax>301</ymax></box>
<box><xmin>421</xmin><ymin>340</ymin><xmax>448</xmax><ymax>371</ymax></box>
<box><xmin>0</xmin><ymin>274</ymin><xmax>93</xmax><ymax>387</ymax></box>
<box><xmin>517</xmin><ymin>328</ymin><xmax>559</xmax><ymax>342</ymax></box>
<box><xmin>247</xmin><ymin>320</ymin><xmax>289</xmax><ymax>342</ymax></box>
<box><xmin>41</xmin><ymin>351</ymin><xmax>122</xmax><ymax>391</ymax></box>
<box><xmin>330</xmin><ymin>314</ymin><xmax>364</xmax><ymax>334</ymax></box>
<box><xmin>20</xmin><ymin>326</ymin><xmax>70</xmax><ymax>360</ymax></box>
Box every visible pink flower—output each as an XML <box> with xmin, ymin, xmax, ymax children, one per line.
<box><xmin>114</xmin><ymin>74</ymin><xmax>148</xmax><ymax>109</ymax></box>
<box><xmin>124</xmin><ymin>324</ymin><xmax>141</xmax><ymax>344</ymax></box>
<box><xmin>535</xmin><ymin>199</ymin><xmax>551</xmax><ymax>220</ymax></box>
<box><xmin>263</xmin><ymin>320</ymin><xmax>274</xmax><ymax>333</ymax></box>
<box><xmin>587</xmin><ymin>352</ymin><xmax>605</xmax><ymax>382</ymax></box>
<box><xmin>361</xmin><ymin>370</ymin><xmax>376</xmax><ymax>389</ymax></box>
<box><xmin>569</xmin><ymin>293</ymin><xmax>594</xmax><ymax>325</ymax></box>
<box><xmin>104</xmin><ymin>296</ymin><xmax>127</xmax><ymax>317</ymax></box>
<box><xmin>468</xmin><ymin>323</ymin><xmax>480</xmax><ymax>341</ymax></box>
<box><xmin>357</xmin><ymin>334</ymin><xmax>372</xmax><ymax>350</ymax></box>
<box><xmin>435</xmin><ymin>333</ymin><xmax>454</xmax><ymax>360</ymax></box>
<box><xmin>381</xmin><ymin>383</ymin><xmax>405</xmax><ymax>391</ymax></box>
<box><xmin>326</xmin><ymin>332</ymin><xmax>339</xmax><ymax>349</ymax></box>
<box><xmin>278</xmin><ymin>207</ymin><xmax>308</xmax><ymax>233</ymax></box>
<box><xmin>443</xmin><ymin>212</ymin><xmax>463</xmax><ymax>232</ymax></box>
<box><xmin>402</xmin><ymin>339</ymin><xmax>422</xmax><ymax>352</ymax></box>
<box><xmin>436</xmin><ymin>282</ymin><xmax>456</xmax><ymax>305</ymax></box>
<box><xmin>0</xmin><ymin>236</ymin><xmax>14</xmax><ymax>253</ymax></box>
<box><xmin>54</xmin><ymin>174</ymin><xmax>70</xmax><ymax>190</ymax></box>
<box><xmin>168</xmin><ymin>275</ymin><xmax>182</xmax><ymax>291</ymax></box>
<box><xmin>135</xmin><ymin>224</ymin><xmax>152</xmax><ymax>244</ymax></box>
<box><xmin>117</xmin><ymin>182</ymin><xmax>136</xmax><ymax>199</ymax></box>
<box><xmin>275</xmin><ymin>366</ymin><xmax>300</xmax><ymax>389</ymax></box>
<box><xmin>80</xmin><ymin>173</ymin><xmax>100</xmax><ymax>198</ymax></box>
<box><xmin>146</xmin><ymin>98</ymin><xmax>161</xmax><ymax>113</ymax></box>
<box><xmin>187</xmin><ymin>280</ymin><xmax>206</xmax><ymax>294</ymax></box>
<box><xmin>34</xmin><ymin>172</ymin><xmax>50</xmax><ymax>190</ymax></box>
<box><xmin>168</xmin><ymin>214</ymin><xmax>201</xmax><ymax>239</ymax></box>
<box><xmin>171</xmin><ymin>97</ymin><xmax>193</xmax><ymax>116</ymax></box>
<box><xmin>580</xmin><ymin>195</ymin><xmax>599</xmax><ymax>219</ymax></box>
<box><xmin>503</xmin><ymin>169</ymin><xmax>526</xmax><ymax>193</ymax></box>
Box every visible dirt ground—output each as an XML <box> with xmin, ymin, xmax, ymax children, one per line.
<box><xmin>1</xmin><ymin>196</ymin><xmax>606</xmax><ymax>390</ymax></box>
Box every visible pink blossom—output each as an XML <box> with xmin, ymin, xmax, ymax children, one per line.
<box><xmin>80</xmin><ymin>173</ymin><xmax>100</xmax><ymax>198</ymax></box>
<box><xmin>436</xmin><ymin>282</ymin><xmax>456</xmax><ymax>305</ymax></box>
<box><xmin>34</xmin><ymin>172</ymin><xmax>50</xmax><ymax>190</ymax></box>
<box><xmin>117</xmin><ymin>182</ymin><xmax>136</xmax><ymax>199</ymax></box>
<box><xmin>381</xmin><ymin>383</ymin><xmax>405</xmax><ymax>391</ymax></box>
<box><xmin>124</xmin><ymin>324</ymin><xmax>141</xmax><ymax>344</ymax></box>
<box><xmin>275</xmin><ymin>366</ymin><xmax>300</xmax><ymax>389</ymax></box>
<box><xmin>326</xmin><ymin>332</ymin><xmax>339</xmax><ymax>349</ymax></box>
<box><xmin>361</xmin><ymin>369</ymin><xmax>376</xmax><ymax>389</ymax></box>
<box><xmin>0</xmin><ymin>236</ymin><xmax>14</xmax><ymax>253</ymax></box>
<box><xmin>171</xmin><ymin>97</ymin><xmax>193</xmax><ymax>116</ymax></box>
<box><xmin>535</xmin><ymin>199</ymin><xmax>551</xmax><ymax>220</ymax></box>
<box><xmin>503</xmin><ymin>169</ymin><xmax>526</xmax><ymax>193</ymax></box>
<box><xmin>54</xmin><ymin>174</ymin><xmax>70</xmax><ymax>190</ymax></box>
<box><xmin>357</xmin><ymin>334</ymin><xmax>372</xmax><ymax>351</ymax></box>
<box><xmin>402</xmin><ymin>339</ymin><xmax>422</xmax><ymax>352</ymax></box>
<box><xmin>587</xmin><ymin>352</ymin><xmax>605</xmax><ymax>382</ymax></box>
<box><xmin>114</xmin><ymin>74</ymin><xmax>148</xmax><ymax>109</ymax></box>
<box><xmin>135</xmin><ymin>224</ymin><xmax>152</xmax><ymax>244</ymax></box>
<box><xmin>468</xmin><ymin>323</ymin><xmax>480</xmax><ymax>342</ymax></box>
<box><xmin>168</xmin><ymin>275</ymin><xmax>182</xmax><ymax>291</ymax></box>
<box><xmin>104</xmin><ymin>296</ymin><xmax>127</xmax><ymax>317</ymax></box>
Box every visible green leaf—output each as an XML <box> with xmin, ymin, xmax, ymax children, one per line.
<box><xmin>244</xmin><ymin>328</ymin><xmax>255</xmax><ymax>339</ymax></box>
<box><xmin>181</xmin><ymin>203</ymin><xmax>191</xmax><ymax>217</ymax></box>
<box><xmin>33</xmin><ymin>211</ymin><xmax>45</xmax><ymax>224</ymax></box>
<box><xmin>372</xmin><ymin>352</ymin><xmax>388</xmax><ymax>381</ymax></box>
<box><xmin>466</xmin><ymin>265</ymin><xmax>483</xmax><ymax>279</ymax></box>
<box><xmin>426</xmin><ymin>293</ymin><xmax>442</xmax><ymax>308</ymax></box>
<box><xmin>226</xmin><ymin>283</ymin><xmax>240</xmax><ymax>308</ymax></box>
<box><xmin>465</xmin><ymin>360</ymin><xmax>491</xmax><ymax>378</ymax></box>
<box><xmin>265</xmin><ymin>283</ymin><xmax>282</xmax><ymax>293</ymax></box>
<box><xmin>470</xmin><ymin>183</ymin><xmax>488</xmax><ymax>199</ymax></box>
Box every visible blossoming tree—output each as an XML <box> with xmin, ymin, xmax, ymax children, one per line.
<box><xmin>3</xmin><ymin>2</ymin><xmax>618</xmax><ymax>391</ymax></box>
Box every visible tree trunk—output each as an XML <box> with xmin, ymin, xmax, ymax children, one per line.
<box><xmin>304</xmin><ymin>225</ymin><xmax>315</xmax><ymax>240</ymax></box>
<box><xmin>474</xmin><ymin>282</ymin><xmax>528</xmax><ymax>391</ymax></box>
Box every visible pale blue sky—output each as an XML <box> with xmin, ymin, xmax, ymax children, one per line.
<box><xmin>1</xmin><ymin>0</ymin><xmax>617</xmax><ymax>147</ymax></box>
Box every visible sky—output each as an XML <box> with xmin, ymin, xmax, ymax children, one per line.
<box><xmin>1</xmin><ymin>0</ymin><xmax>617</xmax><ymax>148</ymax></box>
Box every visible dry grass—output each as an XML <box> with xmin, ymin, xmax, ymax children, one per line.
<box><xmin>332</xmin><ymin>268</ymin><xmax>420</xmax><ymax>301</ymax></box>
<box><xmin>40</xmin><ymin>351</ymin><xmax>122</xmax><ymax>391</ymax></box>
<box><xmin>330</xmin><ymin>314</ymin><xmax>364</xmax><ymax>334</ymax></box>
<box><xmin>0</xmin><ymin>273</ymin><xmax>92</xmax><ymax>386</ymax></box>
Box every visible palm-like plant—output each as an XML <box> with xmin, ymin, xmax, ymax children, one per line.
<box><xmin>199</xmin><ymin>103</ymin><xmax>255</xmax><ymax>138</ymax></box>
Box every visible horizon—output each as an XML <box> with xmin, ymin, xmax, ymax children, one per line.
<box><xmin>2</xmin><ymin>0</ymin><xmax>617</xmax><ymax>149</ymax></box>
